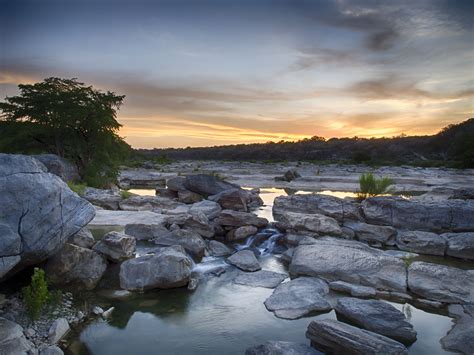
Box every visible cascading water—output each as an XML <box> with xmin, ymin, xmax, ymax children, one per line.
<box><xmin>258</xmin><ymin>232</ymin><xmax>283</xmax><ymax>256</ymax></box>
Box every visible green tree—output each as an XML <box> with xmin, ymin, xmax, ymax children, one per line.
<box><xmin>358</xmin><ymin>172</ymin><xmax>394</xmax><ymax>200</ymax></box>
<box><xmin>0</xmin><ymin>77</ymin><xmax>130</xmax><ymax>186</ymax></box>
<box><xmin>22</xmin><ymin>268</ymin><xmax>50</xmax><ymax>321</ymax></box>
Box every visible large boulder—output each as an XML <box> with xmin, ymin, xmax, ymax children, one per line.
<box><xmin>177</xmin><ymin>190</ymin><xmax>203</xmax><ymax>204</ymax></box>
<box><xmin>68</xmin><ymin>228</ymin><xmax>95</xmax><ymax>249</ymax></box>
<box><xmin>119</xmin><ymin>246</ymin><xmax>191</xmax><ymax>291</ymax></box>
<box><xmin>343</xmin><ymin>221</ymin><xmax>396</xmax><ymax>245</ymax></box>
<box><xmin>188</xmin><ymin>200</ymin><xmax>222</xmax><ymax>220</ymax></box>
<box><xmin>442</xmin><ymin>232</ymin><xmax>474</xmax><ymax>260</ymax></box>
<box><xmin>208</xmin><ymin>189</ymin><xmax>252</xmax><ymax>212</ymax></box>
<box><xmin>334</xmin><ymin>297</ymin><xmax>417</xmax><ymax>345</ymax></box>
<box><xmin>215</xmin><ymin>210</ymin><xmax>268</xmax><ymax>228</ymax></box>
<box><xmin>0</xmin><ymin>154</ymin><xmax>95</xmax><ymax>279</ymax></box>
<box><xmin>33</xmin><ymin>154</ymin><xmax>80</xmax><ymax>182</ymax></box>
<box><xmin>166</xmin><ymin>176</ymin><xmax>188</xmax><ymax>192</ymax></box>
<box><xmin>207</xmin><ymin>240</ymin><xmax>233</xmax><ymax>257</ymax></box>
<box><xmin>83</xmin><ymin>187</ymin><xmax>122</xmax><ymax>210</ymax></box>
<box><xmin>264</xmin><ymin>277</ymin><xmax>331</xmax><ymax>319</ymax></box>
<box><xmin>273</xmin><ymin>194</ymin><xmax>361</xmax><ymax>223</ymax></box>
<box><xmin>306</xmin><ymin>319</ymin><xmax>408</xmax><ymax>354</ymax></box>
<box><xmin>152</xmin><ymin>229</ymin><xmax>206</xmax><ymax>261</ymax></box>
<box><xmin>93</xmin><ymin>231</ymin><xmax>136</xmax><ymax>262</ymax></box>
<box><xmin>407</xmin><ymin>262</ymin><xmax>474</xmax><ymax>304</ymax></box>
<box><xmin>245</xmin><ymin>341</ymin><xmax>318</xmax><ymax>355</ymax></box>
<box><xmin>290</xmin><ymin>237</ymin><xmax>407</xmax><ymax>292</ymax></box>
<box><xmin>45</xmin><ymin>243</ymin><xmax>107</xmax><ymax>290</ymax></box>
<box><xmin>183</xmin><ymin>174</ymin><xmax>240</xmax><ymax>197</ymax></box>
<box><xmin>226</xmin><ymin>225</ymin><xmax>258</xmax><ymax>242</ymax></box>
<box><xmin>276</xmin><ymin>212</ymin><xmax>342</xmax><ymax>236</ymax></box>
<box><xmin>227</xmin><ymin>250</ymin><xmax>261</xmax><ymax>272</ymax></box>
<box><xmin>0</xmin><ymin>317</ymin><xmax>34</xmax><ymax>354</ymax></box>
<box><xmin>124</xmin><ymin>223</ymin><xmax>169</xmax><ymax>241</ymax></box>
<box><xmin>441</xmin><ymin>304</ymin><xmax>474</xmax><ymax>355</ymax></box>
<box><xmin>166</xmin><ymin>212</ymin><xmax>215</xmax><ymax>238</ymax></box>
<box><xmin>395</xmin><ymin>230</ymin><xmax>446</xmax><ymax>256</ymax></box>
<box><xmin>362</xmin><ymin>197</ymin><xmax>474</xmax><ymax>232</ymax></box>
<box><xmin>234</xmin><ymin>270</ymin><xmax>287</xmax><ymax>288</ymax></box>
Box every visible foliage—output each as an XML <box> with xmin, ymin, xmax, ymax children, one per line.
<box><xmin>0</xmin><ymin>77</ymin><xmax>131</xmax><ymax>187</ymax></box>
<box><xmin>358</xmin><ymin>172</ymin><xmax>394</xmax><ymax>200</ymax></box>
<box><xmin>67</xmin><ymin>181</ymin><xmax>87</xmax><ymax>196</ymax></box>
<box><xmin>22</xmin><ymin>268</ymin><xmax>51</xmax><ymax>321</ymax></box>
<box><xmin>120</xmin><ymin>190</ymin><xmax>133</xmax><ymax>199</ymax></box>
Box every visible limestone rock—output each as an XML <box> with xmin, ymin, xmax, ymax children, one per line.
<box><xmin>93</xmin><ymin>231</ymin><xmax>136</xmax><ymax>262</ymax></box>
<box><xmin>227</xmin><ymin>250</ymin><xmax>261</xmax><ymax>272</ymax></box>
<box><xmin>234</xmin><ymin>270</ymin><xmax>287</xmax><ymax>288</ymax></box>
<box><xmin>395</xmin><ymin>230</ymin><xmax>446</xmax><ymax>256</ymax></box>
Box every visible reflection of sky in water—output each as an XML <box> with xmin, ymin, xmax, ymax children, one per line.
<box><xmin>127</xmin><ymin>188</ymin><xmax>156</xmax><ymax>196</ymax></box>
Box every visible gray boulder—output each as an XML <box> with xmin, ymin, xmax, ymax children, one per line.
<box><xmin>226</xmin><ymin>225</ymin><xmax>258</xmax><ymax>242</ymax></box>
<box><xmin>441</xmin><ymin>304</ymin><xmax>474</xmax><ymax>355</ymax></box>
<box><xmin>152</xmin><ymin>229</ymin><xmax>206</xmax><ymax>261</ymax></box>
<box><xmin>0</xmin><ymin>317</ymin><xmax>34</xmax><ymax>354</ymax></box>
<box><xmin>166</xmin><ymin>176</ymin><xmax>188</xmax><ymax>192</ymax></box>
<box><xmin>264</xmin><ymin>277</ymin><xmax>331</xmax><ymax>319</ymax></box>
<box><xmin>407</xmin><ymin>262</ymin><xmax>474</xmax><ymax>304</ymax></box>
<box><xmin>306</xmin><ymin>319</ymin><xmax>408</xmax><ymax>354</ymax></box>
<box><xmin>183</xmin><ymin>174</ymin><xmax>240</xmax><ymax>197</ymax></box>
<box><xmin>227</xmin><ymin>250</ymin><xmax>261</xmax><ymax>272</ymax></box>
<box><xmin>177</xmin><ymin>190</ymin><xmax>203</xmax><ymax>204</ymax></box>
<box><xmin>276</xmin><ymin>212</ymin><xmax>342</xmax><ymax>235</ymax></box>
<box><xmin>118</xmin><ymin>169</ymin><xmax>166</xmax><ymax>189</ymax></box>
<box><xmin>343</xmin><ymin>221</ymin><xmax>396</xmax><ymax>245</ymax></box>
<box><xmin>215</xmin><ymin>210</ymin><xmax>268</xmax><ymax>228</ymax></box>
<box><xmin>395</xmin><ymin>230</ymin><xmax>446</xmax><ymax>256</ymax></box>
<box><xmin>362</xmin><ymin>197</ymin><xmax>474</xmax><ymax>232</ymax></box>
<box><xmin>119</xmin><ymin>246</ymin><xmax>191</xmax><ymax>291</ymax></box>
<box><xmin>124</xmin><ymin>223</ymin><xmax>169</xmax><ymax>241</ymax></box>
<box><xmin>208</xmin><ymin>240</ymin><xmax>233</xmax><ymax>257</ymax></box>
<box><xmin>329</xmin><ymin>281</ymin><xmax>376</xmax><ymax>297</ymax></box>
<box><xmin>166</xmin><ymin>212</ymin><xmax>214</xmax><ymax>238</ymax></box>
<box><xmin>93</xmin><ymin>231</ymin><xmax>136</xmax><ymax>262</ymax></box>
<box><xmin>245</xmin><ymin>341</ymin><xmax>318</xmax><ymax>355</ymax></box>
<box><xmin>208</xmin><ymin>188</ymin><xmax>249</xmax><ymax>211</ymax></box>
<box><xmin>234</xmin><ymin>270</ymin><xmax>287</xmax><ymax>288</ymax></box>
<box><xmin>68</xmin><ymin>228</ymin><xmax>95</xmax><ymax>248</ymax></box>
<box><xmin>48</xmin><ymin>318</ymin><xmax>70</xmax><ymax>344</ymax></box>
<box><xmin>442</xmin><ymin>232</ymin><xmax>474</xmax><ymax>260</ymax></box>
<box><xmin>40</xmin><ymin>345</ymin><xmax>64</xmax><ymax>355</ymax></box>
<box><xmin>188</xmin><ymin>200</ymin><xmax>222</xmax><ymax>220</ymax></box>
<box><xmin>119</xmin><ymin>195</ymin><xmax>182</xmax><ymax>211</ymax></box>
<box><xmin>0</xmin><ymin>154</ymin><xmax>95</xmax><ymax>279</ymax></box>
<box><xmin>335</xmin><ymin>297</ymin><xmax>417</xmax><ymax>345</ymax></box>
<box><xmin>33</xmin><ymin>154</ymin><xmax>80</xmax><ymax>182</ymax></box>
<box><xmin>290</xmin><ymin>237</ymin><xmax>407</xmax><ymax>292</ymax></box>
<box><xmin>83</xmin><ymin>187</ymin><xmax>122</xmax><ymax>210</ymax></box>
<box><xmin>45</xmin><ymin>243</ymin><xmax>107</xmax><ymax>290</ymax></box>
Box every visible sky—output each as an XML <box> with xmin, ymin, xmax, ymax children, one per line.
<box><xmin>1</xmin><ymin>0</ymin><xmax>473</xmax><ymax>148</ymax></box>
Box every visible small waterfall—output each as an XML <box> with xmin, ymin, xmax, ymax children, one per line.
<box><xmin>258</xmin><ymin>233</ymin><xmax>283</xmax><ymax>256</ymax></box>
<box><xmin>191</xmin><ymin>256</ymin><xmax>228</xmax><ymax>275</ymax></box>
<box><xmin>234</xmin><ymin>234</ymin><xmax>258</xmax><ymax>251</ymax></box>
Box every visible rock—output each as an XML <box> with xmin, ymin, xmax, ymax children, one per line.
<box><xmin>306</xmin><ymin>319</ymin><xmax>408</xmax><ymax>355</ymax></box>
<box><xmin>281</xmin><ymin>248</ymin><xmax>294</xmax><ymax>263</ymax></box>
<box><xmin>273</xmin><ymin>194</ymin><xmax>361</xmax><ymax>223</ymax></box>
<box><xmin>395</xmin><ymin>230</ymin><xmax>446</xmax><ymax>256</ymax></box>
<box><xmin>207</xmin><ymin>240</ymin><xmax>233</xmax><ymax>257</ymax></box>
<box><xmin>407</xmin><ymin>262</ymin><xmax>474</xmax><ymax>304</ymax></box>
<box><xmin>33</xmin><ymin>154</ymin><xmax>80</xmax><ymax>182</ymax></box>
<box><xmin>442</xmin><ymin>232</ymin><xmax>474</xmax><ymax>260</ymax></box>
<box><xmin>89</xmin><ymin>210</ymin><xmax>168</xmax><ymax>227</ymax></box>
<box><xmin>290</xmin><ymin>237</ymin><xmax>407</xmax><ymax>292</ymax></box>
<box><xmin>284</xmin><ymin>169</ymin><xmax>301</xmax><ymax>182</ymax></box>
<box><xmin>48</xmin><ymin>318</ymin><xmax>70</xmax><ymax>344</ymax></box>
<box><xmin>450</xmin><ymin>188</ymin><xmax>474</xmax><ymax>200</ymax></box>
<box><xmin>183</xmin><ymin>174</ymin><xmax>240</xmax><ymax>197</ymax></box>
<box><xmin>124</xmin><ymin>223</ymin><xmax>169</xmax><ymax>241</ymax></box>
<box><xmin>119</xmin><ymin>246</ymin><xmax>191</xmax><ymax>291</ymax></box>
<box><xmin>45</xmin><ymin>243</ymin><xmax>107</xmax><ymax>290</ymax></box>
<box><xmin>156</xmin><ymin>187</ymin><xmax>178</xmax><ymax>199</ymax></box>
<box><xmin>234</xmin><ymin>270</ymin><xmax>287</xmax><ymax>288</ymax></box>
<box><xmin>0</xmin><ymin>317</ymin><xmax>34</xmax><ymax>354</ymax></box>
<box><xmin>166</xmin><ymin>176</ymin><xmax>187</xmax><ymax>192</ymax></box>
<box><xmin>119</xmin><ymin>196</ymin><xmax>182</xmax><ymax>211</ymax></box>
<box><xmin>245</xmin><ymin>341</ymin><xmax>318</xmax><ymax>355</ymax></box>
<box><xmin>187</xmin><ymin>278</ymin><xmax>199</xmax><ymax>291</ymax></box>
<box><xmin>215</xmin><ymin>210</ymin><xmax>268</xmax><ymax>228</ymax></box>
<box><xmin>177</xmin><ymin>190</ymin><xmax>203</xmax><ymax>204</ymax></box>
<box><xmin>383</xmin><ymin>250</ymin><xmax>419</xmax><ymax>259</ymax></box>
<box><xmin>92</xmin><ymin>306</ymin><xmax>104</xmax><ymax>315</ymax></box>
<box><xmin>188</xmin><ymin>200</ymin><xmax>222</xmax><ymax>220</ymax></box>
<box><xmin>83</xmin><ymin>187</ymin><xmax>122</xmax><ymax>210</ymax></box>
<box><xmin>68</xmin><ymin>228</ymin><xmax>95</xmax><ymax>249</ymax></box>
<box><xmin>284</xmin><ymin>233</ymin><xmax>316</xmax><ymax>246</ymax></box>
<box><xmin>362</xmin><ymin>197</ymin><xmax>474</xmax><ymax>232</ymax></box>
<box><xmin>329</xmin><ymin>281</ymin><xmax>377</xmax><ymax>297</ymax></box>
<box><xmin>166</xmin><ymin>212</ymin><xmax>214</xmax><ymax>238</ymax></box>
<box><xmin>226</xmin><ymin>225</ymin><xmax>258</xmax><ymax>242</ymax></box>
<box><xmin>276</xmin><ymin>212</ymin><xmax>342</xmax><ymax>236</ymax></box>
<box><xmin>0</xmin><ymin>154</ymin><xmax>95</xmax><ymax>279</ymax></box>
<box><xmin>264</xmin><ymin>277</ymin><xmax>331</xmax><ymax>319</ymax></box>
<box><xmin>152</xmin><ymin>229</ymin><xmax>206</xmax><ymax>261</ymax></box>
<box><xmin>93</xmin><ymin>231</ymin><xmax>136</xmax><ymax>262</ymax></box>
<box><xmin>227</xmin><ymin>250</ymin><xmax>261</xmax><ymax>272</ymax></box>
<box><xmin>343</xmin><ymin>221</ymin><xmax>396</xmax><ymax>245</ymax></box>
<box><xmin>118</xmin><ymin>169</ymin><xmax>166</xmax><ymax>189</ymax></box>
<box><xmin>441</xmin><ymin>304</ymin><xmax>474</xmax><ymax>354</ymax></box>
<box><xmin>208</xmin><ymin>189</ymin><xmax>250</xmax><ymax>211</ymax></box>
<box><xmin>335</xmin><ymin>297</ymin><xmax>417</xmax><ymax>345</ymax></box>
<box><xmin>102</xmin><ymin>307</ymin><xmax>114</xmax><ymax>319</ymax></box>
<box><xmin>40</xmin><ymin>345</ymin><xmax>64</xmax><ymax>355</ymax></box>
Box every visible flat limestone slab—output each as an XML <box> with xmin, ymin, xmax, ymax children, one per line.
<box><xmin>89</xmin><ymin>210</ymin><xmax>167</xmax><ymax>227</ymax></box>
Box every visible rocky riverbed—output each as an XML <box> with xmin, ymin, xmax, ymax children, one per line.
<box><xmin>1</xmin><ymin>154</ymin><xmax>473</xmax><ymax>354</ymax></box>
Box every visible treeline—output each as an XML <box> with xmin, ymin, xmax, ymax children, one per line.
<box><xmin>139</xmin><ymin>118</ymin><xmax>474</xmax><ymax>168</ymax></box>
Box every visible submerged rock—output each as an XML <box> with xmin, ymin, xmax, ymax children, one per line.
<box><xmin>120</xmin><ymin>246</ymin><xmax>192</xmax><ymax>291</ymax></box>
<box><xmin>306</xmin><ymin>319</ymin><xmax>408</xmax><ymax>354</ymax></box>
<box><xmin>290</xmin><ymin>237</ymin><xmax>407</xmax><ymax>292</ymax></box>
<box><xmin>227</xmin><ymin>250</ymin><xmax>261</xmax><ymax>272</ymax></box>
<box><xmin>93</xmin><ymin>231</ymin><xmax>136</xmax><ymax>262</ymax></box>
<box><xmin>264</xmin><ymin>277</ymin><xmax>331</xmax><ymax>319</ymax></box>
<box><xmin>245</xmin><ymin>341</ymin><xmax>318</xmax><ymax>355</ymax></box>
<box><xmin>335</xmin><ymin>297</ymin><xmax>417</xmax><ymax>345</ymax></box>
<box><xmin>234</xmin><ymin>270</ymin><xmax>287</xmax><ymax>288</ymax></box>
<box><xmin>407</xmin><ymin>262</ymin><xmax>474</xmax><ymax>304</ymax></box>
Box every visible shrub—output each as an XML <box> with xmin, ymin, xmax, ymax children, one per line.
<box><xmin>358</xmin><ymin>172</ymin><xmax>394</xmax><ymax>200</ymax></box>
<box><xmin>120</xmin><ymin>190</ymin><xmax>132</xmax><ymax>199</ymax></box>
<box><xmin>67</xmin><ymin>181</ymin><xmax>87</xmax><ymax>196</ymax></box>
<box><xmin>22</xmin><ymin>268</ymin><xmax>51</xmax><ymax>321</ymax></box>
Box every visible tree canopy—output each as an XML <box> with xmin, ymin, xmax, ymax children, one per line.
<box><xmin>0</xmin><ymin>77</ymin><xmax>131</xmax><ymax>186</ymax></box>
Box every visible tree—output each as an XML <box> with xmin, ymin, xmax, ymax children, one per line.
<box><xmin>0</xmin><ymin>77</ymin><xmax>130</xmax><ymax>186</ymax></box>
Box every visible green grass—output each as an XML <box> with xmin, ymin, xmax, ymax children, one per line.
<box><xmin>357</xmin><ymin>172</ymin><xmax>394</xmax><ymax>200</ymax></box>
<box><xmin>67</xmin><ymin>181</ymin><xmax>87</xmax><ymax>196</ymax></box>
<box><xmin>120</xmin><ymin>190</ymin><xmax>133</xmax><ymax>199</ymax></box>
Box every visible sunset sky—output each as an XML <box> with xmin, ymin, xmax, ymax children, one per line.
<box><xmin>1</xmin><ymin>0</ymin><xmax>473</xmax><ymax>148</ymax></box>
